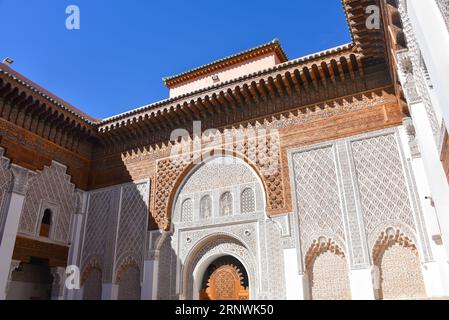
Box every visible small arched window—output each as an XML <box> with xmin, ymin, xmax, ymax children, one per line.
<box><xmin>241</xmin><ymin>188</ymin><xmax>255</xmax><ymax>213</ymax></box>
<box><xmin>181</xmin><ymin>198</ymin><xmax>193</xmax><ymax>222</ymax></box>
<box><xmin>200</xmin><ymin>195</ymin><xmax>212</xmax><ymax>219</ymax></box>
<box><xmin>220</xmin><ymin>192</ymin><xmax>233</xmax><ymax>216</ymax></box>
<box><xmin>39</xmin><ymin>209</ymin><xmax>52</xmax><ymax>238</ymax></box>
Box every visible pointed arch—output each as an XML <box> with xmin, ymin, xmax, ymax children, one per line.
<box><xmin>115</xmin><ymin>255</ymin><xmax>140</xmax><ymax>284</ymax></box>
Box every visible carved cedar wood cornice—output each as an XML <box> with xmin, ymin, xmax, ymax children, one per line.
<box><xmin>1</xmin><ymin>0</ymin><xmax>393</xmax><ymax>158</ymax></box>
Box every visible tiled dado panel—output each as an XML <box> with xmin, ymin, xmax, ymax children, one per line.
<box><xmin>288</xmin><ymin>127</ymin><xmax>431</xmax><ymax>271</ymax></box>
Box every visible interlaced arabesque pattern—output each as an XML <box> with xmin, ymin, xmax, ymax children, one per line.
<box><xmin>292</xmin><ymin>146</ymin><xmax>346</xmax><ymax>252</ymax></box>
<box><xmin>351</xmin><ymin>134</ymin><xmax>416</xmax><ymax>235</ymax></box>
<box><xmin>18</xmin><ymin>162</ymin><xmax>77</xmax><ymax>243</ymax></box>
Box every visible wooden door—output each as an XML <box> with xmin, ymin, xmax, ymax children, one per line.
<box><xmin>200</xmin><ymin>264</ymin><xmax>249</xmax><ymax>300</ymax></box>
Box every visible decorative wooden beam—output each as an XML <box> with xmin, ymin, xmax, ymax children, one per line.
<box><xmin>343</xmin><ymin>56</ymin><xmax>355</xmax><ymax>81</ymax></box>
<box><xmin>256</xmin><ymin>80</ymin><xmax>269</xmax><ymax>101</ymax></box>
<box><xmin>300</xmin><ymin>68</ymin><xmax>311</xmax><ymax>92</ymax></box>
<box><xmin>266</xmin><ymin>77</ymin><xmax>278</xmax><ymax>99</ymax></box>
<box><xmin>308</xmin><ymin>66</ymin><xmax>319</xmax><ymax>90</ymax></box>
<box><xmin>317</xmin><ymin>64</ymin><xmax>328</xmax><ymax>89</ymax></box>
<box><xmin>282</xmin><ymin>73</ymin><xmax>294</xmax><ymax>97</ymax></box>
<box><xmin>327</xmin><ymin>61</ymin><xmax>337</xmax><ymax>85</ymax></box>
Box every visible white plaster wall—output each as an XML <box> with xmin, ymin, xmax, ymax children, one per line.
<box><xmin>410</xmin><ymin>104</ymin><xmax>449</xmax><ymax>260</ymax></box>
<box><xmin>141</xmin><ymin>259</ymin><xmax>158</xmax><ymax>300</ymax></box>
<box><xmin>398</xmin><ymin>124</ymin><xmax>449</xmax><ymax>297</ymax></box>
<box><xmin>283</xmin><ymin>248</ymin><xmax>303</xmax><ymax>300</ymax></box>
<box><xmin>408</xmin><ymin>0</ymin><xmax>449</xmax><ymax>132</ymax></box>
<box><xmin>0</xmin><ymin>193</ymin><xmax>25</xmax><ymax>300</ymax></box>
<box><xmin>349</xmin><ymin>268</ymin><xmax>375</xmax><ymax>300</ymax></box>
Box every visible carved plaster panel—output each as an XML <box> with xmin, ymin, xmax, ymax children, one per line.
<box><xmin>114</xmin><ymin>182</ymin><xmax>149</xmax><ymax>278</ymax></box>
<box><xmin>289</xmin><ymin>127</ymin><xmax>431</xmax><ymax>270</ymax></box>
<box><xmin>18</xmin><ymin>162</ymin><xmax>77</xmax><ymax>244</ymax></box>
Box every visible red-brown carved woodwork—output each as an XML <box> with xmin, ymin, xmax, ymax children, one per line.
<box><xmin>200</xmin><ymin>264</ymin><xmax>249</xmax><ymax>300</ymax></box>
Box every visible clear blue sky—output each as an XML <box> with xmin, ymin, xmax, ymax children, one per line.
<box><xmin>0</xmin><ymin>0</ymin><xmax>351</xmax><ymax>119</ymax></box>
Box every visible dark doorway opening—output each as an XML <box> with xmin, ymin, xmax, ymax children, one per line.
<box><xmin>6</xmin><ymin>257</ymin><xmax>53</xmax><ymax>300</ymax></box>
<box><xmin>39</xmin><ymin>209</ymin><xmax>52</xmax><ymax>238</ymax></box>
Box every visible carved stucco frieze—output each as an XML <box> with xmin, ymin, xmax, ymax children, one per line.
<box><xmin>397</xmin><ymin>52</ymin><xmax>422</xmax><ymax>105</ymax></box>
<box><xmin>18</xmin><ymin>162</ymin><xmax>77</xmax><ymax>244</ymax></box>
<box><xmin>271</xmin><ymin>214</ymin><xmax>291</xmax><ymax>237</ymax></box>
<box><xmin>403</xmin><ymin>117</ymin><xmax>421</xmax><ymax>158</ymax></box>
<box><xmin>179</xmin><ymin>224</ymin><xmax>258</xmax><ymax>263</ymax></box>
<box><xmin>10</xmin><ymin>164</ymin><xmax>35</xmax><ymax>196</ymax></box>
<box><xmin>397</xmin><ymin>1</ymin><xmax>440</xmax><ymax>144</ymax></box>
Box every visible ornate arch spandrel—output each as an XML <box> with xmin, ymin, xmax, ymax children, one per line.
<box><xmin>82</xmin><ymin>262</ymin><xmax>103</xmax><ymax>301</ymax></box>
<box><xmin>153</xmin><ymin>148</ymin><xmax>283</xmax><ymax>231</ymax></box>
<box><xmin>114</xmin><ymin>255</ymin><xmax>140</xmax><ymax>285</ymax></box>
<box><xmin>369</xmin><ymin>223</ymin><xmax>419</xmax><ymax>263</ymax></box>
<box><xmin>304</xmin><ymin>237</ymin><xmax>346</xmax><ymax>274</ymax></box>
<box><xmin>81</xmin><ymin>258</ymin><xmax>102</xmax><ymax>287</ymax></box>
<box><xmin>372</xmin><ymin>228</ymin><xmax>419</xmax><ymax>266</ymax></box>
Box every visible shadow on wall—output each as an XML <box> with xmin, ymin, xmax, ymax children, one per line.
<box><xmin>76</xmin><ymin>150</ymin><xmax>152</xmax><ymax>300</ymax></box>
<box><xmin>7</xmin><ymin>258</ymin><xmax>53</xmax><ymax>300</ymax></box>
<box><xmin>79</xmin><ymin>134</ymin><xmax>281</xmax><ymax>300</ymax></box>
